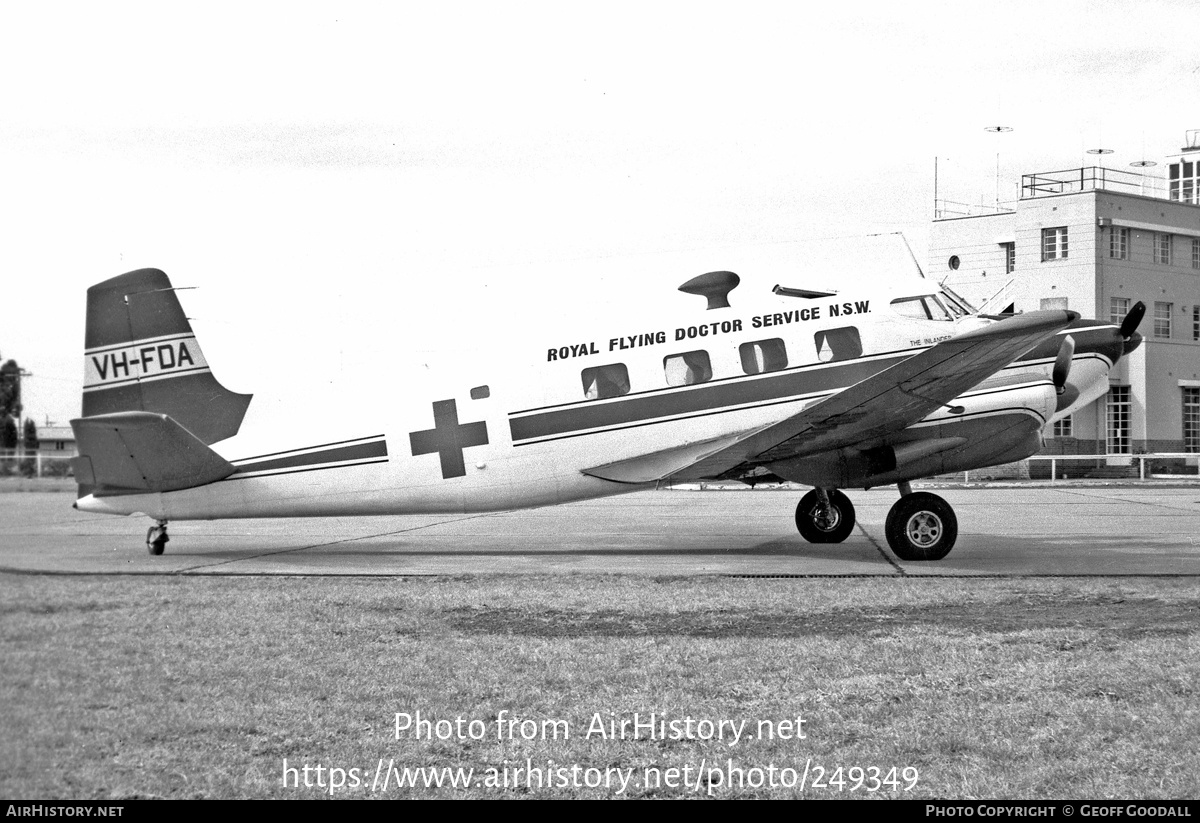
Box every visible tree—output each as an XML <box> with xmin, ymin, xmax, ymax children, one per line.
<box><xmin>0</xmin><ymin>415</ymin><xmax>16</xmax><ymax>451</ymax></box>
<box><xmin>19</xmin><ymin>418</ymin><xmax>39</xmax><ymax>477</ymax></box>
<box><xmin>0</xmin><ymin>359</ymin><xmax>21</xmax><ymax>420</ymax></box>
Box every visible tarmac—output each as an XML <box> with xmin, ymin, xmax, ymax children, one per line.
<box><xmin>3</xmin><ymin>482</ymin><xmax>1199</xmax><ymax>577</ymax></box>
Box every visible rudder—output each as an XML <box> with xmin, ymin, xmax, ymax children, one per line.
<box><xmin>82</xmin><ymin>268</ymin><xmax>252</xmax><ymax>444</ymax></box>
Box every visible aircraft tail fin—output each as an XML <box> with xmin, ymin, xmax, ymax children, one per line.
<box><xmin>82</xmin><ymin>268</ymin><xmax>252</xmax><ymax>445</ymax></box>
<box><xmin>71</xmin><ymin>412</ymin><xmax>236</xmax><ymax>497</ymax></box>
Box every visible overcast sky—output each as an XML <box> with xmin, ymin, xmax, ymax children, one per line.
<box><xmin>3</xmin><ymin>0</ymin><xmax>1198</xmax><ymax>425</ymax></box>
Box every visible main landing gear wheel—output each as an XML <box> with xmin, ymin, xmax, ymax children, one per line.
<box><xmin>146</xmin><ymin>522</ymin><xmax>169</xmax><ymax>556</ymax></box>
<box><xmin>885</xmin><ymin>492</ymin><xmax>957</xmax><ymax>561</ymax></box>
<box><xmin>795</xmin><ymin>489</ymin><xmax>856</xmax><ymax>543</ymax></box>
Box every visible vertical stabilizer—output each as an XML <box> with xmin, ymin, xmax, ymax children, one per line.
<box><xmin>81</xmin><ymin>268</ymin><xmax>252</xmax><ymax>444</ymax></box>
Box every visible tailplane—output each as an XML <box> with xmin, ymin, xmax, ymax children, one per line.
<box><xmin>72</xmin><ymin>412</ymin><xmax>236</xmax><ymax>496</ymax></box>
<box><xmin>79</xmin><ymin>268</ymin><xmax>251</xmax><ymax>444</ymax></box>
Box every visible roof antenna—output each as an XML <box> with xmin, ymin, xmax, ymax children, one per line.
<box><xmin>984</xmin><ymin>125</ymin><xmax>1012</xmax><ymax>210</ymax></box>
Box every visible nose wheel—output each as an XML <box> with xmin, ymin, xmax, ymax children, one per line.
<box><xmin>885</xmin><ymin>491</ymin><xmax>957</xmax><ymax>561</ymax></box>
<box><xmin>146</xmin><ymin>521</ymin><xmax>169</xmax><ymax>555</ymax></box>
<box><xmin>795</xmin><ymin>489</ymin><xmax>856</xmax><ymax>543</ymax></box>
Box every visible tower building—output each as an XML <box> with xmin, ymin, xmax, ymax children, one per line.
<box><xmin>929</xmin><ymin>131</ymin><xmax>1200</xmax><ymax>462</ymax></box>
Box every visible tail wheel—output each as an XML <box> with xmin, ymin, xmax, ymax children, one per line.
<box><xmin>795</xmin><ymin>489</ymin><xmax>856</xmax><ymax>543</ymax></box>
<box><xmin>885</xmin><ymin>492</ymin><xmax>957</xmax><ymax>561</ymax></box>
<box><xmin>146</xmin><ymin>525</ymin><xmax>169</xmax><ymax>556</ymax></box>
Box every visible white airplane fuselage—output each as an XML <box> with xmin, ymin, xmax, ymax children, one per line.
<box><xmin>75</xmin><ymin>281</ymin><xmax>1124</xmax><ymax>522</ymax></box>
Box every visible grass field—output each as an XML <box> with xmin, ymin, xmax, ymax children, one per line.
<box><xmin>2</xmin><ymin>574</ymin><xmax>1198</xmax><ymax>799</ymax></box>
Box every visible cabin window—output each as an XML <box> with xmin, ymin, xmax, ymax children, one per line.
<box><xmin>663</xmin><ymin>350</ymin><xmax>712</xmax><ymax>386</ymax></box>
<box><xmin>739</xmin><ymin>339</ymin><xmax>788</xmax><ymax>374</ymax></box>
<box><xmin>470</xmin><ymin>385</ymin><xmax>490</xmax><ymax>400</ymax></box>
<box><xmin>814</xmin><ymin>327</ymin><xmax>863</xmax><ymax>362</ymax></box>
<box><xmin>581</xmin><ymin>364</ymin><xmax>630</xmax><ymax>399</ymax></box>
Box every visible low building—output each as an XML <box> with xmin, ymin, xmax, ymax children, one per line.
<box><xmin>36</xmin><ymin>425</ymin><xmax>77</xmax><ymax>456</ymax></box>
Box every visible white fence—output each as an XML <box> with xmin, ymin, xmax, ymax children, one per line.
<box><xmin>1022</xmin><ymin>453</ymin><xmax>1200</xmax><ymax>484</ymax></box>
<box><xmin>0</xmin><ymin>452</ymin><xmax>75</xmax><ymax>478</ymax></box>
<box><xmin>950</xmin><ymin>458</ymin><xmax>1195</xmax><ymax>484</ymax></box>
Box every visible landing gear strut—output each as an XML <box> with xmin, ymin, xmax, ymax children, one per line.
<box><xmin>146</xmin><ymin>521</ymin><xmax>169</xmax><ymax>556</ymax></box>
<box><xmin>795</xmin><ymin>488</ymin><xmax>856</xmax><ymax>543</ymax></box>
<box><xmin>884</xmin><ymin>484</ymin><xmax>957</xmax><ymax>561</ymax></box>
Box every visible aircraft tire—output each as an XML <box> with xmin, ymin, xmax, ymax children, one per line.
<box><xmin>795</xmin><ymin>489</ymin><xmax>856</xmax><ymax>543</ymax></box>
<box><xmin>885</xmin><ymin>492</ymin><xmax>957</xmax><ymax>561</ymax></box>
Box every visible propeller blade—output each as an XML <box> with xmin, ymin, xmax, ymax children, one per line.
<box><xmin>1119</xmin><ymin>301</ymin><xmax>1145</xmax><ymax>339</ymax></box>
<box><xmin>1055</xmin><ymin>384</ymin><xmax>1080</xmax><ymax>412</ymax></box>
<box><xmin>1052</xmin><ymin>335</ymin><xmax>1075</xmax><ymax>392</ymax></box>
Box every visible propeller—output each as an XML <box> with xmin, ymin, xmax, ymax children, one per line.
<box><xmin>1119</xmin><ymin>301</ymin><xmax>1145</xmax><ymax>354</ymax></box>
<box><xmin>1119</xmin><ymin>301</ymin><xmax>1145</xmax><ymax>339</ymax></box>
<box><xmin>1053</xmin><ymin>334</ymin><xmax>1079</xmax><ymax>412</ymax></box>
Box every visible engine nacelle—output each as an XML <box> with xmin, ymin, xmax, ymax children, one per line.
<box><xmin>768</xmin><ymin>382</ymin><xmax>1056</xmax><ymax>488</ymax></box>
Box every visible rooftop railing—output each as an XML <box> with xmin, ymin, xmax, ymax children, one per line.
<box><xmin>1020</xmin><ymin>166</ymin><xmax>1166</xmax><ymax>200</ymax></box>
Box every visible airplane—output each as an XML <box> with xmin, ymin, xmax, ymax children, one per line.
<box><xmin>70</xmin><ymin>245</ymin><xmax>1144</xmax><ymax>561</ymax></box>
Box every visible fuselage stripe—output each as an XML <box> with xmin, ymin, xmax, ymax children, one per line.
<box><xmin>233</xmin><ymin>434</ymin><xmax>388</xmax><ymax>464</ymax></box>
<box><xmin>231</xmin><ymin>438</ymin><xmax>388</xmax><ymax>475</ymax></box>
<box><xmin>223</xmin><ymin>458</ymin><xmax>391</xmax><ymax>481</ymax></box>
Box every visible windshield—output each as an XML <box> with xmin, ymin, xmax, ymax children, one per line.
<box><xmin>890</xmin><ymin>295</ymin><xmax>954</xmax><ymax>321</ymax></box>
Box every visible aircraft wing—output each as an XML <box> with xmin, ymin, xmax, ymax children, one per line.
<box><xmin>582</xmin><ymin>310</ymin><xmax>1075</xmax><ymax>484</ymax></box>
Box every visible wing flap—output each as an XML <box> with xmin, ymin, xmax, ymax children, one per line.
<box><xmin>70</xmin><ymin>411</ymin><xmax>236</xmax><ymax>496</ymax></box>
<box><xmin>582</xmin><ymin>427</ymin><xmax>773</xmax><ymax>484</ymax></box>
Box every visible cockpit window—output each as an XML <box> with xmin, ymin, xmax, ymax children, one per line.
<box><xmin>890</xmin><ymin>295</ymin><xmax>955</xmax><ymax>321</ymax></box>
<box><xmin>926</xmin><ymin>293</ymin><xmax>964</xmax><ymax>319</ymax></box>
<box><xmin>938</xmin><ymin>285</ymin><xmax>975</xmax><ymax>316</ymax></box>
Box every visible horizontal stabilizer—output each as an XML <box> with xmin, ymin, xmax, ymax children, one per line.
<box><xmin>70</xmin><ymin>412</ymin><xmax>235</xmax><ymax>496</ymax></box>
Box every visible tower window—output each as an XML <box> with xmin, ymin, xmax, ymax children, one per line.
<box><xmin>1109</xmin><ymin>227</ymin><xmax>1128</xmax><ymax>260</ymax></box>
<box><xmin>1106</xmin><ymin>386</ymin><xmax>1131</xmax><ymax>454</ymax></box>
<box><xmin>1110</xmin><ymin>296</ymin><xmax>1130</xmax><ymax>325</ymax></box>
<box><xmin>1154</xmin><ymin>302</ymin><xmax>1172</xmax><ymax>339</ymax></box>
<box><xmin>1154</xmin><ymin>233</ymin><xmax>1173</xmax><ymax>265</ymax></box>
<box><xmin>1185</xmin><ymin>388</ymin><xmax>1200</xmax><ymax>453</ymax></box>
<box><xmin>1041</xmin><ymin>227</ymin><xmax>1068</xmax><ymax>261</ymax></box>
